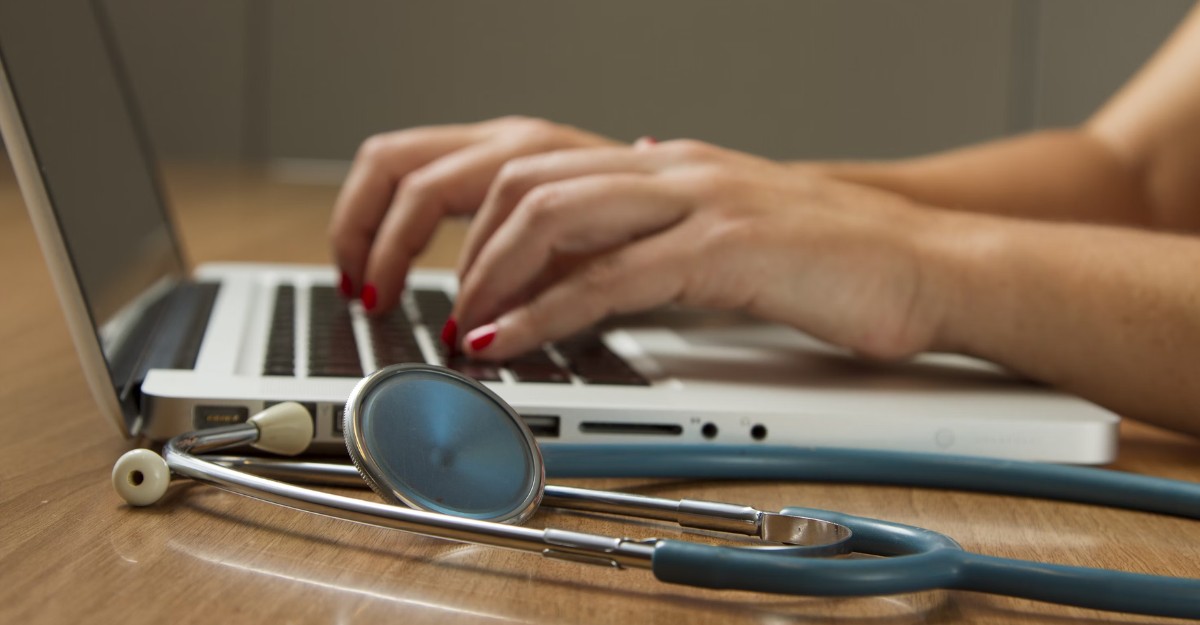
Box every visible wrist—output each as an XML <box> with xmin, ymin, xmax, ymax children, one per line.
<box><xmin>910</xmin><ymin>207</ymin><xmax>1012</xmax><ymax>357</ymax></box>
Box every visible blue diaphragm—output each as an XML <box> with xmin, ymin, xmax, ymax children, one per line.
<box><xmin>343</xmin><ymin>364</ymin><xmax>545</xmax><ymax>523</ymax></box>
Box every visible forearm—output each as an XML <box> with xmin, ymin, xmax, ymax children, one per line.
<box><xmin>807</xmin><ymin>129</ymin><xmax>1153</xmax><ymax>227</ymax></box>
<box><xmin>922</xmin><ymin>210</ymin><xmax>1200</xmax><ymax>436</ymax></box>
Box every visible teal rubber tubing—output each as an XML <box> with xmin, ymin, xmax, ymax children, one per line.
<box><xmin>541</xmin><ymin>445</ymin><xmax>1200</xmax><ymax>518</ymax></box>
<box><xmin>652</xmin><ymin>506</ymin><xmax>1200</xmax><ymax>619</ymax></box>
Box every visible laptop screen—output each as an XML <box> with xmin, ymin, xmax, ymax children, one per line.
<box><xmin>0</xmin><ymin>0</ymin><xmax>187</xmax><ymax>430</ymax></box>
<box><xmin>0</xmin><ymin>0</ymin><xmax>184</xmax><ymax>327</ymax></box>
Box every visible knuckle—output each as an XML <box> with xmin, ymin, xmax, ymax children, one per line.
<box><xmin>494</xmin><ymin>158</ymin><xmax>537</xmax><ymax>201</ymax></box>
<box><xmin>355</xmin><ymin>133</ymin><xmax>394</xmax><ymax>164</ymax></box>
<box><xmin>506</xmin><ymin>117</ymin><xmax>561</xmax><ymax>146</ymax></box>
<box><xmin>327</xmin><ymin>222</ymin><xmax>353</xmax><ymax>250</ymax></box>
<box><xmin>328</xmin><ymin>215</ymin><xmax>370</xmax><ymax>254</ymax></box>
<box><xmin>579</xmin><ymin>255</ymin><xmax>624</xmax><ymax>292</ymax></box>
<box><xmin>676</xmin><ymin>166</ymin><xmax>735</xmax><ymax>202</ymax></box>
<box><xmin>702</xmin><ymin>215</ymin><xmax>756</xmax><ymax>252</ymax></box>
<box><xmin>397</xmin><ymin>168</ymin><xmax>445</xmax><ymax>205</ymax></box>
<box><xmin>516</xmin><ymin>303</ymin><xmax>550</xmax><ymax>337</ymax></box>
<box><xmin>516</xmin><ymin>184</ymin><xmax>564</xmax><ymax>229</ymax></box>
<box><xmin>665</xmin><ymin>138</ymin><xmax>717</xmax><ymax>161</ymax></box>
<box><xmin>492</xmin><ymin>114</ymin><xmax>536</xmax><ymax>127</ymax></box>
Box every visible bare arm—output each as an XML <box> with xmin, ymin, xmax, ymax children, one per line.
<box><xmin>804</xmin><ymin>3</ymin><xmax>1200</xmax><ymax>435</ymax></box>
<box><xmin>924</xmin><ymin>211</ymin><xmax>1200</xmax><ymax>436</ymax></box>
<box><xmin>330</xmin><ymin>5</ymin><xmax>1200</xmax><ymax>437</ymax></box>
<box><xmin>813</xmin><ymin>131</ymin><xmax>1150</xmax><ymax>226</ymax></box>
<box><xmin>814</xmin><ymin>2</ymin><xmax>1200</xmax><ymax>233</ymax></box>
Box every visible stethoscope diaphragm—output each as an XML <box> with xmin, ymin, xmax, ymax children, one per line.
<box><xmin>343</xmin><ymin>364</ymin><xmax>545</xmax><ymax>524</ymax></box>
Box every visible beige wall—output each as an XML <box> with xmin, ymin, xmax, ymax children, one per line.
<box><xmin>100</xmin><ymin>0</ymin><xmax>1193</xmax><ymax>164</ymax></box>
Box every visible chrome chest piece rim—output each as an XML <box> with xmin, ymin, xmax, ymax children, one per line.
<box><xmin>343</xmin><ymin>363</ymin><xmax>546</xmax><ymax>524</ymax></box>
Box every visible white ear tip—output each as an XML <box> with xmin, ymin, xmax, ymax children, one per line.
<box><xmin>112</xmin><ymin>449</ymin><xmax>171</xmax><ymax>506</ymax></box>
<box><xmin>250</xmin><ymin>402</ymin><xmax>313</xmax><ymax>456</ymax></box>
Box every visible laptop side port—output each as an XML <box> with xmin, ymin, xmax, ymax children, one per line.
<box><xmin>521</xmin><ymin>414</ymin><xmax>561</xmax><ymax>438</ymax></box>
<box><xmin>579</xmin><ymin>422</ymin><xmax>683</xmax><ymax>436</ymax></box>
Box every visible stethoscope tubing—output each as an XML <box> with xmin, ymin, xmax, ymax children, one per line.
<box><xmin>653</xmin><ymin>507</ymin><xmax>1200</xmax><ymax>619</ymax></box>
<box><xmin>541</xmin><ymin>445</ymin><xmax>1200</xmax><ymax>518</ymax></box>
<box><xmin>541</xmin><ymin>445</ymin><xmax>1200</xmax><ymax>617</ymax></box>
<box><xmin>137</xmin><ymin>418</ymin><xmax>1200</xmax><ymax>619</ymax></box>
<box><xmin>203</xmin><ymin>450</ymin><xmax>1200</xmax><ymax>618</ymax></box>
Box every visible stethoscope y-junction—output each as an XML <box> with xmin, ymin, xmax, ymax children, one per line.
<box><xmin>114</xmin><ymin>363</ymin><xmax>1200</xmax><ymax>618</ymax></box>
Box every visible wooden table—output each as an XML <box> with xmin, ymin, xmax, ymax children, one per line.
<box><xmin>2</xmin><ymin>162</ymin><xmax>1199</xmax><ymax>624</ymax></box>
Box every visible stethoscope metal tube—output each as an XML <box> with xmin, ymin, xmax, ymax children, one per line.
<box><xmin>164</xmin><ymin>423</ymin><xmax>660</xmax><ymax>569</ymax></box>
<box><xmin>112</xmin><ymin>364</ymin><xmax>1200</xmax><ymax>619</ymax></box>
<box><xmin>162</xmin><ymin>438</ymin><xmax>1200</xmax><ymax>619</ymax></box>
<box><xmin>206</xmin><ymin>455</ymin><xmax>852</xmax><ymax>549</ymax></box>
<box><xmin>195</xmin><ymin>456</ymin><xmax>1200</xmax><ymax>619</ymax></box>
<box><xmin>124</xmin><ymin>412</ymin><xmax>853</xmax><ymax>570</ymax></box>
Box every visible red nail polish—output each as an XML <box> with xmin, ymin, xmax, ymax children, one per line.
<box><xmin>466</xmin><ymin>324</ymin><xmax>497</xmax><ymax>352</ymax></box>
<box><xmin>361</xmin><ymin>283</ymin><xmax>378</xmax><ymax>312</ymax></box>
<box><xmin>339</xmin><ymin>271</ymin><xmax>353</xmax><ymax>297</ymax></box>
<box><xmin>440</xmin><ymin>317</ymin><xmax>458</xmax><ymax>349</ymax></box>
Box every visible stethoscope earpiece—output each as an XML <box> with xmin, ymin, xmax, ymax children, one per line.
<box><xmin>113</xmin><ymin>448</ymin><xmax>170</xmax><ymax>507</ymax></box>
<box><xmin>111</xmin><ymin>364</ymin><xmax>1200</xmax><ymax>619</ymax></box>
<box><xmin>112</xmin><ymin>401</ymin><xmax>315</xmax><ymax>507</ymax></box>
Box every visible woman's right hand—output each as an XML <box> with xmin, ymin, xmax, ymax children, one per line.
<box><xmin>329</xmin><ymin>116</ymin><xmax>620</xmax><ymax>314</ymax></box>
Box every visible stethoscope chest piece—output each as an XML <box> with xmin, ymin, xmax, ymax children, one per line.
<box><xmin>110</xmin><ymin>362</ymin><xmax>1200</xmax><ymax>620</ymax></box>
<box><xmin>343</xmin><ymin>363</ymin><xmax>545</xmax><ymax>524</ymax></box>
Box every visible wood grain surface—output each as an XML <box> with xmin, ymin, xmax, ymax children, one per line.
<box><xmin>1</xmin><ymin>162</ymin><xmax>1198</xmax><ymax>624</ymax></box>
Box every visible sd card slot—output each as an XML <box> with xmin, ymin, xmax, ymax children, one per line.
<box><xmin>579</xmin><ymin>422</ymin><xmax>683</xmax><ymax>436</ymax></box>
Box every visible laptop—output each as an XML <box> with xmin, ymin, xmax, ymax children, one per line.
<box><xmin>0</xmin><ymin>0</ymin><xmax>1119</xmax><ymax>464</ymax></box>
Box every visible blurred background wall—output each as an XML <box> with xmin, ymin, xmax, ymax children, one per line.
<box><xmin>97</xmin><ymin>0</ymin><xmax>1193</xmax><ymax>169</ymax></box>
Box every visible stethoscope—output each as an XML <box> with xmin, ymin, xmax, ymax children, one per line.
<box><xmin>113</xmin><ymin>363</ymin><xmax>1200</xmax><ymax>619</ymax></box>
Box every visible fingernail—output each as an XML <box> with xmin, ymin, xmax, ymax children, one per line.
<box><xmin>338</xmin><ymin>271</ymin><xmax>354</xmax><ymax>297</ymax></box>
<box><xmin>465</xmin><ymin>323</ymin><xmax>497</xmax><ymax>352</ymax></box>
<box><xmin>634</xmin><ymin>135</ymin><xmax>658</xmax><ymax>148</ymax></box>
<box><xmin>361</xmin><ymin>283</ymin><xmax>378</xmax><ymax>312</ymax></box>
<box><xmin>440</xmin><ymin>317</ymin><xmax>458</xmax><ymax>349</ymax></box>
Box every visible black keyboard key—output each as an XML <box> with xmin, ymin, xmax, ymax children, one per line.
<box><xmin>369</xmin><ymin>316</ymin><xmax>425</xmax><ymax>367</ymax></box>
<box><xmin>276</xmin><ymin>283</ymin><xmax>647</xmax><ymax>387</ymax></box>
<box><xmin>412</xmin><ymin>289</ymin><xmax>453</xmax><ymax>327</ymax></box>
<box><xmin>509</xmin><ymin>363</ymin><xmax>572</xmax><ymax>384</ymax></box>
<box><xmin>312</xmin><ymin>364</ymin><xmax>368</xmax><ymax>378</ymax></box>
<box><xmin>507</xmin><ymin>349</ymin><xmax>572</xmax><ymax>384</ymax></box>
<box><xmin>445</xmin><ymin>355</ymin><xmax>503</xmax><ymax>382</ymax></box>
<box><xmin>309</xmin><ymin>286</ymin><xmax>363</xmax><ymax>378</ymax></box>
<box><xmin>263</xmin><ymin>285</ymin><xmax>296</xmax><ymax>376</ymax></box>
<box><xmin>555</xmin><ymin>334</ymin><xmax>649</xmax><ymax>386</ymax></box>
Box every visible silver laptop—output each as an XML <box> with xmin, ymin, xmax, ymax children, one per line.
<box><xmin>0</xmin><ymin>0</ymin><xmax>1119</xmax><ymax>463</ymax></box>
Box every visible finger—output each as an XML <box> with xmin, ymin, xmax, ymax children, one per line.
<box><xmin>329</xmin><ymin>125</ymin><xmax>481</xmax><ymax>293</ymax></box>
<box><xmin>455</xmin><ymin>173</ymin><xmax>690</xmax><ymax>335</ymax></box>
<box><xmin>456</xmin><ymin>145</ymin><xmax>678</xmax><ymax>280</ymax></box>
<box><xmin>461</xmin><ymin>230</ymin><xmax>689</xmax><ymax>360</ymax></box>
<box><xmin>633</xmin><ymin>135</ymin><xmax>659</xmax><ymax>148</ymax></box>
<box><xmin>360</xmin><ymin>137</ymin><xmax>579</xmax><ymax>314</ymax></box>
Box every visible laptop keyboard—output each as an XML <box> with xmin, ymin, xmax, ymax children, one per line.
<box><xmin>264</xmin><ymin>284</ymin><xmax>648</xmax><ymax>386</ymax></box>
<box><xmin>309</xmin><ymin>286</ymin><xmax>364</xmax><ymax>378</ymax></box>
<box><xmin>263</xmin><ymin>285</ymin><xmax>297</xmax><ymax>376</ymax></box>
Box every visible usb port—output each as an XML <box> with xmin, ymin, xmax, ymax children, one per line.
<box><xmin>522</xmin><ymin>414</ymin><xmax>561</xmax><ymax>438</ymax></box>
<box><xmin>193</xmin><ymin>405</ymin><xmax>249</xmax><ymax>429</ymax></box>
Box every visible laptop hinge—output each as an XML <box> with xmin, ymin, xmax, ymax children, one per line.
<box><xmin>111</xmin><ymin>281</ymin><xmax>220</xmax><ymax>418</ymax></box>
